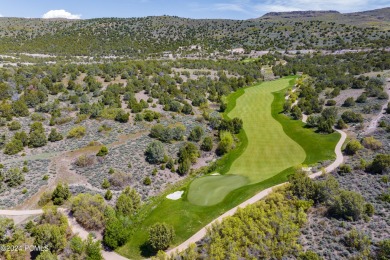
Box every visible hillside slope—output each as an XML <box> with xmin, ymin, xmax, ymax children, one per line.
<box><xmin>260</xmin><ymin>7</ymin><xmax>390</xmax><ymax>29</ymax></box>
<box><xmin>0</xmin><ymin>8</ymin><xmax>389</xmax><ymax>56</ymax></box>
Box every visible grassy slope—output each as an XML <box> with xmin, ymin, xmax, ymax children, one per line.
<box><xmin>188</xmin><ymin>78</ymin><xmax>306</xmax><ymax>206</ymax></box>
<box><xmin>117</xmin><ymin>77</ymin><xmax>339</xmax><ymax>259</ymax></box>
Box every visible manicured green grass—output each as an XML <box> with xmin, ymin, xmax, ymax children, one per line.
<box><xmin>228</xmin><ymin>78</ymin><xmax>306</xmax><ymax>181</ymax></box>
<box><xmin>188</xmin><ymin>78</ymin><xmax>306</xmax><ymax>206</ymax></box>
<box><xmin>187</xmin><ymin>175</ymin><xmax>248</xmax><ymax>206</ymax></box>
<box><xmin>271</xmin><ymin>81</ymin><xmax>341</xmax><ymax>165</ymax></box>
<box><xmin>117</xmin><ymin>77</ymin><xmax>340</xmax><ymax>259</ymax></box>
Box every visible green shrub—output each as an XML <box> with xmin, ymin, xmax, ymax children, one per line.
<box><xmin>31</xmin><ymin>113</ymin><xmax>46</xmax><ymax>122</ymax></box>
<box><xmin>306</xmin><ymin>115</ymin><xmax>319</xmax><ymax>128</ymax></box>
<box><xmin>145</xmin><ymin>141</ymin><xmax>166</xmax><ymax>164</ymax></box>
<box><xmin>4</xmin><ymin>139</ymin><xmax>24</xmax><ymax>155</ymax></box>
<box><xmin>364</xmin><ymin>203</ymin><xmax>375</xmax><ymax>217</ymax></box>
<box><xmin>14</xmin><ymin>131</ymin><xmax>28</xmax><ymax>146</ymax></box>
<box><xmin>103</xmin><ymin>209</ymin><xmax>131</xmax><ymax>250</ymax></box>
<box><xmin>291</xmin><ymin>106</ymin><xmax>303</xmax><ymax>120</ymax></box>
<box><xmin>4</xmin><ymin>168</ymin><xmax>24</xmax><ymax>187</ymax></box>
<box><xmin>298</xmin><ymin>251</ymin><xmax>322</xmax><ymax>260</ymax></box>
<box><xmin>188</xmin><ymin>126</ymin><xmax>204</xmax><ymax>142</ymax></box>
<box><xmin>75</xmin><ymin>155</ymin><xmax>95</xmax><ymax>167</ymax></box>
<box><xmin>101</xmin><ymin>178</ymin><xmax>110</xmax><ymax>189</ymax></box>
<box><xmin>336</xmin><ymin>119</ymin><xmax>347</xmax><ymax>129</ymax></box>
<box><xmin>341</xmin><ymin>111</ymin><xmax>363</xmax><ymax>123</ymax></box>
<box><xmin>71</xmin><ymin>194</ymin><xmax>106</xmax><ymax>230</ymax></box>
<box><xmin>201</xmin><ymin>136</ymin><xmax>213</xmax><ymax>151</ymax></box>
<box><xmin>104</xmin><ymin>190</ymin><xmax>113</xmax><ymax>200</ymax></box>
<box><xmin>8</xmin><ymin>121</ymin><xmax>21</xmax><ymax>131</ymax></box>
<box><xmin>342</xmin><ymin>97</ymin><xmax>355</xmax><ymax>107</ymax></box>
<box><xmin>48</xmin><ymin>128</ymin><xmax>63</xmax><ymax>142</ymax></box>
<box><xmin>178</xmin><ymin>142</ymin><xmax>200</xmax><ymax>164</ymax></box>
<box><xmin>216</xmin><ymin>131</ymin><xmax>234</xmax><ymax>156</ymax></box>
<box><xmin>67</xmin><ymin>126</ymin><xmax>86</xmax><ymax>138</ymax></box>
<box><xmin>377</xmin><ymin>239</ymin><xmax>390</xmax><ymax>260</ymax></box>
<box><xmin>148</xmin><ymin>223</ymin><xmax>175</xmax><ymax>251</ymax></box>
<box><xmin>343</xmin><ymin>229</ymin><xmax>371</xmax><ymax>252</ymax></box>
<box><xmin>356</xmin><ymin>93</ymin><xmax>367</xmax><ymax>103</ymax></box>
<box><xmin>345</xmin><ymin>139</ymin><xmax>363</xmax><ymax>155</ymax></box>
<box><xmin>338</xmin><ymin>164</ymin><xmax>352</xmax><ymax>174</ymax></box>
<box><xmin>368</xmin><ymin>154</ymin><xmax>390</xmax><ymax>174</ymax></box>
<box><xmin>38</xmin><ymin>191</ymin><xmax>52</xmax><ymax>207</ymax></box>
<box><xmin>96</xmin><ymin>146</ymin><xmax>109</xmax><ymax>157</ymax></box>
<box><xmin>51</xmin><ymin>183</ymin><xmax>70</xmax><ymax>205</ymax></box>
<box><xmin>362</xmin><ymin>136</ymin><xmax>382</xmax><ymax>150</ymax></box>
<box><xmin>115</xmin><ymin>110</ymin><xmax>129</xmax><ymax>123</ymax></box>
<box><xmin>29</xmin><ymin>131</ymin><xmax>47</xmax><ymax>147</ymax></box>
<box><xmin>329</xmin><ymin>190</ymin><xmax>366</xmax><ymax>221</ymax></box>
<box><xmin>143</xmin><ymin>177</ymin><xmax>151</xmax><ymax>185</ymax></box>
<box><xmin>326</xmin><ymin>100</ymin><xmax>336</xmax><ymax>106</ymax></box>
<box><xmin>378</xmin><ymin>189</ymin><xmax>390</xmax><ymax>203</ymax></box>
<box><xmin>115</xmin><ymin>187</ymin><xmax>141</xmax><ymax>217</ymax></box>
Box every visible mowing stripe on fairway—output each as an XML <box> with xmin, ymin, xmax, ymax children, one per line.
<box><xmin>188</xmin><ymin>78</ymin><xmax>306</xmax><ymax>206</ymax></box>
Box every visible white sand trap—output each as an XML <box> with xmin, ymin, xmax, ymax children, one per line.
<box><xmin>166</xmin><ymin>191</ymin><xmax>184</xmax><ymax>200</ymax></box>
<box><xmin>210</xmin><ymin>173</ymin><xmax>220</xmax><ymax>176</ymax></box>
<box><xmin>302</xmin><ymin>167</ymin><xmax>312</xmax><ymax>172</ymax></box>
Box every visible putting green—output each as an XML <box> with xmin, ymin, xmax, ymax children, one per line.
<box><xmin>188</xmin><ymin>78</ymin><xmax>306</xmax><ymax>206</ymax></box>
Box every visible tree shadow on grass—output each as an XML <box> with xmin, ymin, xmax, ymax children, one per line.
<box><xmin>140</xmin><ymin>241</ymin><xmax>158</xmax><ymax>258</ymax></box>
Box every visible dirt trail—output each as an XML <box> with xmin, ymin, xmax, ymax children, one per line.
<box><xmin>365</xmin><ymin>82</ymin><xmax>390</xmax><ymax>134</ymax></box>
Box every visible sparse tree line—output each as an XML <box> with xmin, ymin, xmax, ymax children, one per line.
<box><xmin>0</xmin><ymin>60</ymin><xmax>252</xmax><ymax>156</ymax></box>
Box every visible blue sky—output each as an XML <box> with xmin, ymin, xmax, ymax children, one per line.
<box><xmin>0</xmin><ymin>0</ymin><xmax>389</xmax><ymax>20</ymax></box>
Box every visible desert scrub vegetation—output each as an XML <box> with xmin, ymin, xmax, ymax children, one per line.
<box><xmin>299</xmin><ymin>115</ymin><xmax>390</xmax><ymax>259</ymax></box>
<box><xmin>288</xmin><ymin>169</ymin><xmax>373</xmax><ymax>221</ymax></box>
<box><xmin>0</xmin><ymin>159</ymin><xmax>50</xmax><ymax>208</ymax></box>
<box><xmin>176</xmin><ymin>190</ymin><xmax>309</xmax><ymax>259</ymax></box>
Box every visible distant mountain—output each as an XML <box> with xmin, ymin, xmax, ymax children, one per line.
<box><xmin>260</xmin><ymin>8</ymin><xmax>390</xmax><ymax>29</ymax></box>
<box><xmin>262</xmin><ymin>10</ymin><xmax>341</xmax><ymax>19</ymax></box>
<box><xmin>0</xmin><ymin>8</ymin><xmax>389</xmax><ymax>57</ymax></box>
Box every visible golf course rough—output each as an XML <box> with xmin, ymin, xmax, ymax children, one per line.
<box><xmin>188</xmin><ymin>78</ymin><xmax>306</xmax><ymax>206</ymax></box>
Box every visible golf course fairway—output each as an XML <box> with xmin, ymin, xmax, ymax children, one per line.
<box><xmin>188</xmin><ymin>78</ymin><xmax>306</xmax><ymax>206</ymax></box>
<box><xmin>117</xmin><ymin>77</ymin><xmax>340</xmax><ymax>259</ymax></box>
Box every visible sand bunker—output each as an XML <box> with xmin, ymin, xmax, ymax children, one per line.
<box><xmin>166</xmin><ymin>191</ymin><xmax>184</xmax><ymax>200</ymax></box>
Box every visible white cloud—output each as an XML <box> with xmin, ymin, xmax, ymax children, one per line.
<box><xmin>42</xmin><ymin>10</ymin><xmax>81</xmax><ymax>19</ymax></box>
<box><xmin>0</xmin><ymin>14</ymin><xmax>3</xmax><ymax>17</ymax></box>
<box><xmin>214</xmin><ymin>3</ymin><xmax>246</xmax><ymax>12</ymax></box>
<box><xmin>254</xmin><ymin>4</ymin><xmax>302</xmax><ymax>12</ymax></box>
